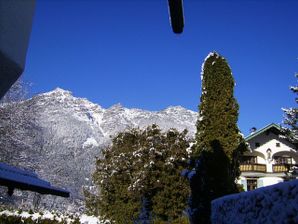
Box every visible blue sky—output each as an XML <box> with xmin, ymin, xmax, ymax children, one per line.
<box><xmin>23</xmin><ymin>0</ymin><xmax>298</xmax><ymax>135</ymax></box>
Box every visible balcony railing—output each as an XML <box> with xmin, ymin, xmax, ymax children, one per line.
<box><xmin>240</xmin><ymin>164</ymin><xmax>266</xmax><ymax>172</ymax></box>
<box><xmin>273</xmin><ymin>164</ymin><xmax>290</xmax><ymax>173</ymax></box>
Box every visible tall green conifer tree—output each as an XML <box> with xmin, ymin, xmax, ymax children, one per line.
<box><xmin>195</xmin><ymin>52</ymin><xmax>243</xmax><ymax>158</ymax></box>
<box><xmin>188</xmin><ymin>52</ymin><xmax>247</xmax><ymax>224</ymax></box>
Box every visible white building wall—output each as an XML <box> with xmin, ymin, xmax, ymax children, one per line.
<box><xmin>258</xmin><ymin>177</ymin><xmax>283</xmax><ymax>187</ymax></box>
<box><xmin>237</xmin><ymin>177</ymin><xmax>247</xmax><ymax>191</ymax></box>
<box><xmin>248</xmin><ymin>132</ymin><xmax>296</xmax><ymax>155</ymax></box>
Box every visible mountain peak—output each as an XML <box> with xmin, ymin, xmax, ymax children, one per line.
<box><xmin>108</xmin><ymin>103</ymin><xmax>124</xmax><ymax>110</ymax></box>
<box><xmin>51</xmin><ymin>87</ymin><xmax>72</xmax><ymax>94</ymax></box>
<box><xmin>163</xmin><ymin>105</ymin><xmax>190</xmax><ymax>113</ymax></box>
<box><xmin>40</xmin><ymin>87</ymin><xmax>72</xmax><ymax>97</ymax></box>
<box><xmin>165</xmin><ymin>105</ymin><xmax>185</xmax><ymax>110</ymax></box>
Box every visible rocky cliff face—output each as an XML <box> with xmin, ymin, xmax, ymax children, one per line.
<box><xmin>0</xmin><ymin>88</ymin><xmax>197</xmax><ymax>212</ymax></box>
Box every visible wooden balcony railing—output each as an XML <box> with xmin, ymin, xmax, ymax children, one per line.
<box><xmin>240</xmin><ymin>164</ymin><xmax>266</xmax><ymax>172</ymax></box>
<box><xmin>272</xmin><ymin>164</ymin><xmax>290</xmax><ymax>173</ymax></box>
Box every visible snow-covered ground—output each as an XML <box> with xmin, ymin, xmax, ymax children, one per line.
<box><xmin>0</xmin><ymin>210</ymin><xmax>109</xmax><ymax>224</ymax></box>
<box><xmin>211</xmin><ymin>180</ymin><xmax>298</xmax><ymax>224</ymax></box>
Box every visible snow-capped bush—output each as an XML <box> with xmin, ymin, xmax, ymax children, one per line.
<box><xmin>211</xmin><ymin>180</ymin><xmax>298</xmax><ymax>224</ymax></box>
<box><xmin>88</xmin><ymin>125</ymin><xmax>191</xmax><ymax>223</ymax></box>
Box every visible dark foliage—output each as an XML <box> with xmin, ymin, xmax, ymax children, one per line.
<box><xmin>187</xmin><ymin>141</ymin><xmax>241</xmax><ymax>224</ymax></box>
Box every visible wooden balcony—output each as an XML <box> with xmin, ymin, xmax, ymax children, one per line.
<box><xmin>240</xmin><ymin>164</ymin><xmax>266</xmax><ymax>172</ymax></box>
<box><xmin>273</xmin><ymin>164</ymin><xmax>290</xmax><ymax>173</ymax></box>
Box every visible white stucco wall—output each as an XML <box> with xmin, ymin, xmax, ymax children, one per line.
<box><xmin>258</xmin><ymin>177</ymin><xmax>283</xmax><ymax>187</ymax></box>
<box><xmin>237</xmin><ymin>176</ymin><xmax>247</xmax><ymax>191</ymax></box>
<box><xmin>248</xmin><ymin>131</ymin><xmax>296</xmax><ymax>155</ymax></box>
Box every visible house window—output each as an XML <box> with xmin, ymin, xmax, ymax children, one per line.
<box><xmin>247</xmin><ymin>179</ymin><xmax>258</xmax><ymax>191</ymax></box>
<box><xmin>242</xmin><ymin>156</ymin><xmax>257</xmax><ymax>164</ymax></box>
<box><xmin>274</xmin><ymin>156</ymin><xmax>292</xmax><ymax>165</ymax></box>
<box><xmin>276</xmin><ymin>142</ymin><xmax>280</xmax><ymax>147</ymax></box>
<box><xmin>255</xmin><ymin>142</ymin><xmax>260</xmax><ymax>147</ymax></box>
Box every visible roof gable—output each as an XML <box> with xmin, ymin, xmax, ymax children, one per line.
<box><xmin>245</xmin><ymin>123</ymin><xmax>281</xmax><ymax>141</ymax></box>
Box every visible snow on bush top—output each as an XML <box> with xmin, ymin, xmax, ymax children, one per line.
<box><xmin>200</xmin><ymin>51</ymin><xmax>219</xmax><ymax>81</ymax></box>
<box><xmin>211</xmin><ymin>180</ymin><xmax>298</xmax><ymax>224</ymax></box>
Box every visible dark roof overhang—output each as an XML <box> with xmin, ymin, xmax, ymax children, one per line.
<box><xmin>0</xmin><ymin>162</ymin><xmax>70</xmax><ymax>198</ymax></box>
<box><xmin>0</xmin><ymin>0</ymin><xmax>36</xmax><ymax>98</ymax></box>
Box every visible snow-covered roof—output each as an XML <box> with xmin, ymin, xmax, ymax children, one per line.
<box><xmin>0</xmin><ymin>162</ymin><xmax>70</xmax><ymax>197</ymax></box>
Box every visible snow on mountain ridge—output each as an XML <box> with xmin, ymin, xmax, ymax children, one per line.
<box><xmin>34</xmin><ymin>88</ymin><xmax>196</xmax><ymax>131</ymax></box>
<box><xmin>83</xmin><ymin>137</ymin><xmax>99</xmax><ymax>148</ymax></box>
<box><xmin>33</xmin><ymin>88</ymin><xmax>197</xmax><ymax>136</ymax></box>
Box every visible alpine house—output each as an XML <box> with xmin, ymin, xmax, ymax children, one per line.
<box><xmin>238</xmin><ymin>123</ymin><xmax>298</xmax><ymax>191</ymax></box>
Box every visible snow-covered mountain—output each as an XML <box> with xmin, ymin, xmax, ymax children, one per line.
<box><xmin>0</xmin><ymin>88</ymin><xmax>197</xmax><ymax>212</ymax></box>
